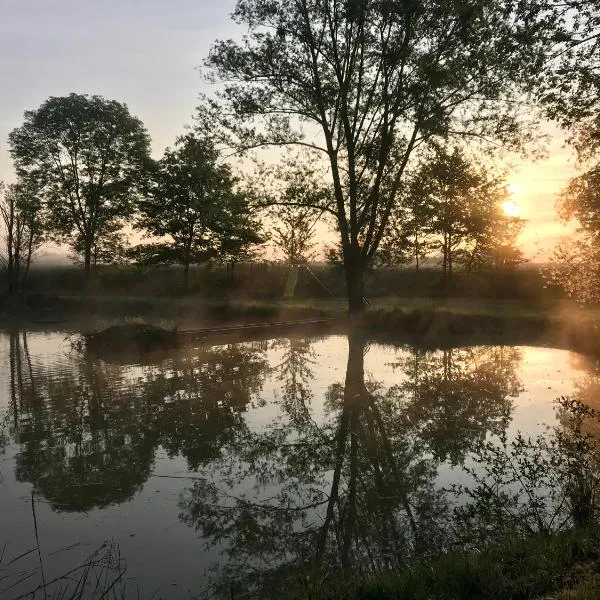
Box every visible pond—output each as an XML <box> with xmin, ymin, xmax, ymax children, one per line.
<box><xmin>0</xmin><ymin>330</ymin><xmax>598</xmax><ymax>599</ymax></box>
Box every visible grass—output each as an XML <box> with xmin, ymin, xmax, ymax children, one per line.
<box><xmin>310</xmin><ymin>528</ymin><xmax>600</xmax><ymax>600</ymax></box>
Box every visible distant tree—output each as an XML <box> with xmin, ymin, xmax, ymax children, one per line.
<box><xmin>134</xmin><ymin>133</ymin><xmax>262</xmax><ymax>288</ymax></box>
<box><xmin>271</xmin><ymin>206</ymin><xmax>318</xmax><ymax>265</ymax></box>
<box><xmin>378</xmin><ymin>176</ymin><xmax>437</xmax><ymax>271</ymax></box>
<box><xmin>466</xmin><ymin>212</ymin><xmax>525</xmax><ymax>273</ymax></box>
<box><xmin>416</xmin><ymin>147</ymin><xmax>511</xmax><ymax>283</ymax></box>
<box><xmin>545</xmin><ymin>163</ymin><xmax>600</xmax><ymax>303</ymax></box>
<box><xmin>0</xmin><ymin>180</ymin><xmax>44</xmax><ymax>297</ymax></box>
<box><xmin>69</xmin><ymin>221</ymin><xmax>129</xmax><ymax>268</ymax></box>
<box><xmin>379</xmin><ymin>147</ymin><xmax>522</xmax><ymax>278</ymax></box>
<box><xmin>203</xmin><ymin>0</ymin><xmax>548</xmax><ymax>312</ymax></box>
<box><xmin>9</xmin><ymin>93</ymin><xmax>152</xmax><ymax>277</ymax></box>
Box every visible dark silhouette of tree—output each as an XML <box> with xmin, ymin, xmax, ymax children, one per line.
<box><xmin>8</xmin><ymin>93</ymin><xmax>152</xmax><ymax>277</ymax></box>
<box><xmin>545</xmin><ymin>163</ymin><xmax>600</xmax><ymax>303</ymax></box>
<box><xmin>270</xmin><ymin>206</ymin><xmax>318</xmax><ymax>266</ymax></box>
<box><xmin>202</xmin><ymin>0</ymin><xmax>549</xmax><ymax>312</ymax></box>
<box><xmin>8</xmin><ymin>334</ymin><xmax>269</xmax><ymax>511</ymax></box>
<box><xmin>0</xmin><ymin>180</ymin><xmax>44</xmax><ymax>298</ymax></box>
<box><xmin>177</xmin><ymin>336</ymin><xmax>520</xmax><ymax>597</ymax></box>
<box><xmin>377</xmin><ymin>177</ymin><xmax>437</xmax><ymax>271</ymax></box>
<box><xmin>133</xmin><ymin>133</ymin><xmax>262</xmax><ymax>288</ymax></box>
<box><xmin>380</xmin><ymin>146</ymin><xmax>524</xmax><ymax>279</ymax></box>
<box><xmin>533</xmin><ymin>1</ymin><xmax>600</xmax><ymax>145</ymax></box>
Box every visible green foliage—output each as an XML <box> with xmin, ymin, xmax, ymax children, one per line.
<box><xmin>314</xmin><ymin>527</ymin><xmax>600</xmax><ymax>599</ymax></box>
<box><xmin>8</xmin><ymin>93</ymin><xmax>152</xmax><ymax>274</ymax></box>
<box><xmin>133</xmin><ymin>133</ymin><xmax>263</xmax><ymax>285</ymax></box>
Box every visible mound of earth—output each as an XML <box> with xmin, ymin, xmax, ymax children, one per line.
<box><xmin>84</xmin><ymin>323</ymin><xmax>179</xmax><ymax>354</ymax></box>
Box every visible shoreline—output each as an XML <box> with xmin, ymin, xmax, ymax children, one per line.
<box><xmin>2</xmin><ymin>294</ymin><xmax>600</xmax><ymax>355</ymax></box>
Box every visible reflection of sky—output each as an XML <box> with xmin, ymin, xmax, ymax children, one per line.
<box><xmin>0</xmin><ymin>330</ymin><xmax>596</xmax><ymax>596</ymax></box>
<box><xmin>0</xmin><ymin>2</ymin><xmax>582</xmax><ymax>262</ymax></box>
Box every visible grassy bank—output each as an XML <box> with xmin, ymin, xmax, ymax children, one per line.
<box><xmin>311</xmin><ymin>528</ymin><xmax>600</xmax><ymax>600</ymax></box>
<box><xmin>4</xmin><ymin>293</ymin><xmax>600</xmax><ymax>355</ymax></box>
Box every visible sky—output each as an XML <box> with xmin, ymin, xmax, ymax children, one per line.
<box><xmin>0</xmin><ymin>0</ymin><xmax>581</xmax><ymax>261</ymax></box>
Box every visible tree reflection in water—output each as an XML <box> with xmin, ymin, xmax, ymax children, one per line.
<box><xmin>3</xmin><ymin>330</ymin><xmax>527</xmax><ymax>597</ymax></box>
<box><xmin>178</xmin><ymin>336</ymin><xmax>522</xmax><ymax>598</ymax></box>
<box><xmin>6</xmin><ymin>332</ymin><xmax>269</xmax><ymax>511</ymax></box>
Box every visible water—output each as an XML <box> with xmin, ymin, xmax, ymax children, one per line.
<box><xmin>0</xmin><ymin>330</ymin><xmax>597</xmax><ymax>598</ymax></box>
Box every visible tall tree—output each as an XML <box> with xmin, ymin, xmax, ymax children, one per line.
<box><xmin>203</xmin><ymin>0</ymin><xmax>548</xmax><ymax>312</ymax></box>
<box><xmin>134</xmin><ymin>133</ymin><xmax>262</xmax><ymax>288</ymax></box>
<box><xmin>0</xmin><ymin>180</ymin><xmax>44</xmax><ymax>298</ymax></box>
<box><xmin>8</xmin><ymin>93</ymin><xmax>152</xmax><ymax>276</ymax></box>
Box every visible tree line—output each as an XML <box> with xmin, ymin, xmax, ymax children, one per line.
<box><xmin>2</xmin><ymin>0</ymin><xmax>599</xmax><ymax>311</ymax></box>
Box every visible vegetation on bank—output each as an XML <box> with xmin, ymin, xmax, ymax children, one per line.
<box><xmin>311</xmin><ymin>527</ymin><xmax>600</xmax><ymax>600</ymax></box>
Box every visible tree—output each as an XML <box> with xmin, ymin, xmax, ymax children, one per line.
<box><xmin>534</xmin><ymin>1</ymin><xmax>600</xmax><ymax>145</ymax></box>
<box><xmin>544</xmin><ymin>163</ymin><xmax>600</xmax><ymax>303</ymax></box>
<box><xmin>0</xmin><ymin>180</ymin><xmax>44</xmax><ymax>298</ymax></box>
<box><xmin>9</xmin><ymin>93</ymin><xmax>152</xmax><ymax>276</ymax></box>
<box><xmin>466</xmin><ymin>210</ymin><xmax>525</xmax><ymax>272</ymax></box>
<box><xmin>203</xmin><ymin>0</ymin><xmax>548</xmax><ymax>312</ymax></box>
<box><xmin>134</xmin><ymin>133</ymin><xmax>262</xmax><ymax>288</ymax></box>
<box><xmin>380</xmin><ymin>180</ymin><xmax>437</xmax><ymax>271</ymax></box>
<box><xmin>382</xmin><ymin>146</ymin><xmax>517</xmax><ymax>283</ymax></box>
<box><xmin>271</xmin><ymin>206</ymin><xmax>318</xmax><ymax>265</ymax></box>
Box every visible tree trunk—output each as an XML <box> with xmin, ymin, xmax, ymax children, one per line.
<box><xmin>21</xmin><ymin>226</ymin><xmax>35</xmax><ymax>300</ymax></box>
<box><xmin>442</xmin><ymin>234</ymin><xmax>448</xmax><ymax>286</ymax></box>
<box><xmin>345</xmin><ymin>255</ymin><xmax>366</xmax><ymax>314</ymax></box>
<box><xmin>415</xmin><ymin>233</ymin><xmax>420</xmax><ymax>273</ymax></box>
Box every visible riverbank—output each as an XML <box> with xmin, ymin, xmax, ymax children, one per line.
<box><xmin>3</xmin><ymin>294</ymin><xmax>600</xmax><ymax>355</ymax></box>
<box><xmin>314</xmin><ymin>527</ymin><xmax>600</xmax><ymax>600</ymax></box>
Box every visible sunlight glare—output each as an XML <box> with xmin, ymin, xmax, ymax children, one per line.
<box><xmin>508</xmin><ymin>183</ymin><xmax>523</xmax><ymax>196</ymax></box>
<box><xmin>502</xmin><ymin>199</ymin><xmax>520</xmax><ymax>217</ymax></box>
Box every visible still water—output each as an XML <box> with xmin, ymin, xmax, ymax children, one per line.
<box><xmin>0</xmin><ymin>330</ymin><xmax>596</xmax><ymax>598</ymax></box>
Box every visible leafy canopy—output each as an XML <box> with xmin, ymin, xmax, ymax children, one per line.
<box><xmin>9</xmin><ymin>93</ymin><xmax>152</xmax><ymax>270</ymax></box>
<box><xmin>134</xmin><ymin>133</ymin><xmax>262</xmax><ymax>269</ymax></box>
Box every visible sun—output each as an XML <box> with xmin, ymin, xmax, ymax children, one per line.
<box><xmin>502</xmin><ymin>199</ymin><xmax>520</xmax><ymax>217</ymax></box>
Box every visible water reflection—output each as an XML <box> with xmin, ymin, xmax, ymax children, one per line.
<box><xmin>178</xmin><ymin>336</ymin><xmax>522</xmax><ymax>597</ymax></box>
<box><xmin>1</xmin><ymin>331</ymin><xmax>557</xmax><ymax>598</ymax></box>
<box><xmin>389</xmin><ymin>346</ymin><xmax>521</xmax><ymax>463</ymax></box>
<box><xmin>6</xmin><ymin>332</ymin><xmax>269</xmax><ymax>511</ymax></box>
